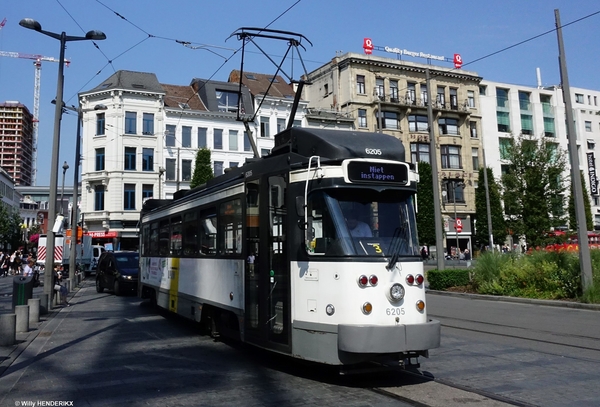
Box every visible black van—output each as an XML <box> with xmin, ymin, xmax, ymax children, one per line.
<box><xmin>95</xmin><ymin>251</ymin><xmax>139</xmax><ymax>296</ymax></box>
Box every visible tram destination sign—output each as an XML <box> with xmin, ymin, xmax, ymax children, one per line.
<box><xmin>346</xmin><ymin>161</ymin><xmax>408</xmax><ymax>185</ymax></box>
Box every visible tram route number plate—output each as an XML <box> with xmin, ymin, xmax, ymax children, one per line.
<box><xmin>386</xmin><ymin>307</ymin><xmax>405</xmax><ymax>316</ymax></box>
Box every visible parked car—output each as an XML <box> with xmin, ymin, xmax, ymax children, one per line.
<box><xmin>95</xmin><ymin>251</ymin><xmax>139</xmax><ymax>296</ymax></box>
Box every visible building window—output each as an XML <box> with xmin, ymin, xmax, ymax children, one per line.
<box><xmin>166</xmin><ymin>125</ymin><xmax>176</xmax><ymax>147</ymax></box>
<box><xmin>182</xmin><ymin>159</ymin><xmax>192</xmax><ymax>181</ymax></box>
<box><xmin>377</xmin><ymin>111</ymin><xmax>399</xmax><ymax>130</ymax></box>
<box><xmin>541</xmin><ymin>94</ymin><xmax>553</xmax><ymax>115</ymax></box>
<box><xmin>467</xmin><ymin>90</ymin><xmax>475</xmax><ymax>108</ymax></box>
<box><xmin>142</xmin><ymin>113</ymin><xmax>154</xmax><ymax>135</ymax></box>
<box><xmin>214</xmin><ymin>161</ymin><xmax>224</xmax><ymax>176</ymax></box>
<box><xmin>437</xmin><ymin>86</ymin><xmax>445</xmax><ymax>107</ymax></box>
<box><xmin>375</xmin><ymin>78</ymin><xmax>385</xmax><ymax>100</ymax></box>
<box><xmin>277</xmin><ymin>118</ymin><xmax>286</xmax><ymax>133</ymax></box>
<box><xmin>544</xmin><ymin>117</ymin><xmax>556</xmax><ymax>137</ymax></box>
<box><xmin>229</xmin><ymin>130</ymin><xmax>238</xmax><ymax>151</ymax></box>
<box><xmin>182</xmin><ymin>126</ymin><xmax>192</xmax><ymax>147</ymax></box>
<box><xmin>443</xmin><ymin>180</ymin><xmax>465</xmax><ymax>203</ymax></box>
<box><xmin>410</xmin><ymin>143</ymin><xmax>430</xmax><ymax>164</ymax></box>
<box><xmin>499</xmin><ymin>138</ymin><xmax>512</xmax><ymax>160</ymax></box>
<box><xmin>96</xmin><ymin>113</ymin><xmax>105</xmax><ymax>136</ymax></box>
<box><xmin>585</xmin><ymin>121</ymin><xmax>592</xmax><ymax>132</ymax></box>
<box><xmin>469</xmin><ymin>121</ymin><xmax>478</xmax><ymax>138</ymax></box>
<box><xmin>142</xmin><ymin>148</ymin><xmax>154</xmax><ymax>171</ymax></box>
<box><xmin>357</xmin><ymin>75</ymin><xmax>365</xmax><ymax>94</ymax></box>
<box><xmin>420</xmin><ymin>84</ymin><xmax>428</xmax><ymax>106</ymax></box>
<box><xmin>95</xmin><ymin>148</ymin><xmax>105</xmax><ymax>171</ymax></box>
<box><xmin>408</xmin><ymin>114</ymin><xmax>428</xmax><ymax>132</ymax></box>
<box><xmin>390</xmin><ymin>80</ymin><xmax>398</xmax><ymax>102</ymax></box>
<box><xmin>214</xmin><ymin>129</ymin><xmax>223</xmax><ymax>149</ymax></box>
<box><xmin>198</xmin><ymin>127</ymin><xmax>207</xmax><ymax>148</ymax></box>
<box><xmin>472</xmin><ymin>148</ymin><xmax>479</xmax><ymax>169</ymax></box>
<box><xmin>449</xmin><ymin>88</ymin><xmax>458</xmax><ymax>110</ymax></box>
<box><xmin>358</xmin><ymin>109</ymin><xmax>367</xmax><ymax>128</ymax></box>
<box><xmin>124</xmin><ymin>184</ymin><xmax>136</xmax><ymax>210</ymax></box>
<box><xmin>406</xmin><ymin>83</ymin><xmax>416</xmax><ymax>105</ymax></box>
<box><xmin>230</xmin><ymin>162</ymin><xmax>239</xmax><ymax>168</ymax></box>
<box><xmin>94</xmin><ymin>185</ymin><xmax>105</xmax><ymax>211</ymax></box>
<box><xmin>166</xmin><ymin>158</ymin><xmax>176</xmax><ymax>181</ymax></box>
<box><xmin>479</xmin><ymin>85</ymin><xmax>487</xmax><ymax>96</ymax></box>
<box><xmin>142</xmin><ymin>184</ymin><xmax>153</xmax><ymax>200</ymax></box>
<box><xmin>216</xmin><ymin>90</ymin><xmax>239</xmax><ymax>113</ymax></box>
<box><xmin>497</xmin><ymin>111</ymin><xmax>510</xmax><ymax>132</ymax></box>
<box><xmin>521</xmin><ymin>114</ymin><xmax>533</xmax><ymax>135</ymax></box>
<box><xmin>575</xmin><ymin>93</ymin><xmax>584</xmax><ymax>104</ymax></box>
<box><xmin>124</xmin><ymin>147</ymin><xmax>136</xmax><ymax>170</ymax></box>
<box><xmin>441</xmin><ymin>145</ymin><xmax>461</xmax><ymax>169</ymax></box>
<box><xmin>125</xmin><ymin>111</ymin><xmax>136</xmax><ymax>134</ymax></box>
<box><xmin>439</xmin><ymin>117</ymin><xmax>459</xmax><ymax>135</ymax></box>
<box><xmin>519</xmin><ymin>91</ymin><xmax>531</xmax><ymax>111</ymax></box>
<box><xmin>496</xmin><ymin>88</ymin><xmax>509</xmax><ymax>108</ymax></box>
<box><xmin>323</xmin><ymin>83</ymin><xmax>329</xmax><ymax>97</ymax></box>
<box><xmin>260</xmin><ymin>117</ymin><xmax>270</xmax><ymax>137</ymax></box>
<box><xmin>244</xmin><ymin>131</ymin><xmax>251</xmax><ymax>151</ymax></box>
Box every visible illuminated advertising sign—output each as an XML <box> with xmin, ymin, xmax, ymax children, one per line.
<box><xmin>362</xmin><ymin>37</ymin><xmax>461</xmax><ymax>68</ymax></box>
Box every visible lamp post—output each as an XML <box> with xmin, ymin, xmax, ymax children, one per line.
<box><xmin>452</xmin><ymin>181</ymin><xmax>465</xmax><ymax>260</ymax></box>
<box><xmin>60</xmin><ymin>161</ymin><xmax>69</xmax><ymax>215</ymax></box>
<box><xmin>19</xmin><ymin>18</ymin><xmax>106</xmax><ymax>311</ymax></box>
<box><xmin>158</xmin><ymin>167</ymin><xmax>166</xmax><ymax>198</ymax></box>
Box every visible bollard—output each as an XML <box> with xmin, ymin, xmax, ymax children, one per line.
<box><xmin>28</xmin><ymin>298</ymin><xmax>40</xmax><ymax>324</ymax></box>
<box><xmin>39</xmin><ymin>293</ymin><xmax>48</xmax><ymax>315</ymax></box>
<box><xmin>0</xmin><ymin>314</ymin><xmax>16</xmax><ymax>346</ymax></box>
<box><xmin>15</xmin><ymin>305</ymin><xmax>30</xmax><ymax>333</ymax></box>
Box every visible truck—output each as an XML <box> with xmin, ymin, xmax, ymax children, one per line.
<box><xmin>36</xmin><ymin>233</ymin><xmax>94</xmax><ymax>273</ymax></box>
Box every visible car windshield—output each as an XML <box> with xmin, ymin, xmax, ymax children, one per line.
<box><xmin>115</xmin><ymin>254</ymin><xmax>139</xmax><ymax>268</ymax></box>
<box><xmin>306</xmin><ymin>188</ymin><xmax>419</xmax><ymax>257</ymax></box>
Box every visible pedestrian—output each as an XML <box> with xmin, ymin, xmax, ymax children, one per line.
<box><xmin>421</xmin><ymin>245</ymin><xmax>428</xmax><ymax>261</ymax></box>
<box><xmin>53</xmin><ymin>266</ymin><xmax>69</xmax><ymax>306</ymax></box>
<box><xmin>247</xmin><ymin>252</ymin><xmax>256</xmax><ymax>277</ymax></box>
<box><xmin>22</xmin><ymin>258</ymin><xmax>35</xmax><ymax>277</ymax></box>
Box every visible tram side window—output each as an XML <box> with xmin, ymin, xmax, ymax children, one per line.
<box><xmin>171</xmin><ymin>215</ymin><xmax>182</xmax><ymax>256</ymax></box>
<box><xmin>159</xmin><ymin>219</ymin><xmax>170</xmax><ymax>256</ymax></box>
<box><xmin>141</xmin><ymin>224</ymin><xmax>150</xmax><ymax>256</ymax></box>
<box><xmin>149</xmin><ymin>222</ymin><xmax>159</xmax><ymax>256</ymax></box>
<box><xmin>200</xmin><ymin>210</ymin><xmax>217</xmax><ymax>255</ymax></box>
<box><xmin>218</xmin><ymin>198</ymin><xmax>243</xmax><ymax>255</ymax></box>
<box><xmin>307</xmin><ymin>192</ymin><xmax>337</xmax><ymax>254</ymax></box>
<box><xmin>182</xmin><ymin>211</ymin><xmax>198</xmax><ymax>256</ymax></box>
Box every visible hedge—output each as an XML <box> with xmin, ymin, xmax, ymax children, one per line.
<box><xmin>427</xmin><ymin>268</ymin><xmax>471</xmax><ymax>291</ymax></box>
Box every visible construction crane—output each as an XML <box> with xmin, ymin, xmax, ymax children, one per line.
<box><xmin>0</xmin><ymin>50</ymin><xmax>70</xmax><ymax>185</ymax></box>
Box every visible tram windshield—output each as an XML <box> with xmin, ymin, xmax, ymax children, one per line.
<box><xmin>306</xmin><ymin>188</ymin><xmax>420</xmax><ymax>257</ymax></box>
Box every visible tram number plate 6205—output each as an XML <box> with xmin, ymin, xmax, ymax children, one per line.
<box><xmin>386</xmin><ymin>307</ymin><xmax>405</xmax><ymax>316</ymax></box>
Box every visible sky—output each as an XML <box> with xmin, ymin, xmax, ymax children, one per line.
<box><xmin>1</xmin><ymin>0</ymin><xmax>599</xmax><ymax>187</ymax></box>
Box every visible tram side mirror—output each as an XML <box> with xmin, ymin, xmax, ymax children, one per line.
<box><xmin>295</xmin><ymin>196</ymin><xmax>305</xmax><ymax>218</ymax></box>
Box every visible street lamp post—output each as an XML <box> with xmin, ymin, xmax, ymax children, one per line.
<box><xmin>158</xmin><ymin>167</ymin><xmax>166</xmax><ymax>198</ymax></box>
<box><xmin>60</xmin><ymin>161</ymin><xmax>69</xmax><ymax>215</ymax></box>
<box><xmin>453</xmin><ymin>181</ymin><xmax>465</xmax><ymax>260</ymax></box>
<box><xmin>19</xmin><ymin>18</ymin><xmax>106</xmax><ymax>311</ymax></box>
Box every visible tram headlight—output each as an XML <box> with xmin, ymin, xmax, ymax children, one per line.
<box><xmin>326</xmin><ymin>304</ymin><xmax>335</xmax><ymax>316</ymax></box>
<box><xmin>389</xmin><ymin>283</ymin><xmax>405</xmax><ymax>302</ymax></box>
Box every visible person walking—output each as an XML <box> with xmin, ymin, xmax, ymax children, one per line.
<box><xmin>22</xmin><ymin>258</ymin><xmax>35</xmax><ymax>277</ymax></box>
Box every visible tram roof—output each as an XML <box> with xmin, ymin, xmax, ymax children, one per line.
<box><xmin>270</xmin><ymin>127</ymin><xmax>405</xmax><ymax>162</ymax></box>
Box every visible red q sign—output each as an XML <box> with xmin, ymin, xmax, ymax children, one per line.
<box><xmin>455</xmin><ymin>218</ymin><xmax>463</xmax><ymax>233</ymax></box>
<box><xmin>453</xmin><ymin>53</ymin><xmax>462</xmax><ymax>69</ymax></box>
<box><xmin>363</xmin><ymin>38</ymin><xmax>374</xmax><ymax>55</ymax></box>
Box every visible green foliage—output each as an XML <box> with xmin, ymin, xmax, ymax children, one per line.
<box><xmin>427</xmin><ymin>268</ymin><xmax>471</xmax><ymax>290</ymax></box>
<box><xmin>0</xmin><ymin>205</ymin><xmax>24</xmax><ymax>250</ymax></box>
<box><xmin>474</xmin><ymin>167</ymin><xmax>506</xmax><ymax>248</ymax></box>
<box><xmin>416</xmin><ymin>162</ymin><xmax>442</xmax><ymax>247</ymax></box>
<box><xmin>501</xmin><ymin>133</ymin><xmax>568</xmax><ymax>247</ymax></box>
<box><xmin>567</xmin><ymin>170</ymin><xmax>594</xmax><ymax>231</ymax></box>
<box><xmin>190</xmin><ymin>148</ymin><xmax>214</xmax><ymax>189</ymax></box>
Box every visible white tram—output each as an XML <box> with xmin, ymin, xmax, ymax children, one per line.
<box><xmin>139</xmin><ymin>127</ymin><xmax>440</xmax><ymax>366</ymax></box>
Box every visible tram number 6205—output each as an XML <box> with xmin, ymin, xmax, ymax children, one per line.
<box><xmin>386</xmin><ymin>307</ymin><xmax>405</xmax><ymax>316</ymax></box>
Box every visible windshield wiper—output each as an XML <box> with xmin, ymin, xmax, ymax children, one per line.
<box><xmin>387</xmin><ymin>226</ymin><xmax>407</xmax><ymax>270</ymax></box>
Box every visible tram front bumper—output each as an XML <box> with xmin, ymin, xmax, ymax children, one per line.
<box><xmin>337</xmin><ymin>319</ymin><xmax>441</xmax><ymax>354</ymax></box>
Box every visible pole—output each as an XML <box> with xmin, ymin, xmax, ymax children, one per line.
<box><xmin>453</xmin><ymin>181</ymin><xmax>459</xmax><ymax>259</ymax></box>
<box><xmin>555</xmin><ymin>9</ymin><xmax>593</xmax><ymax>289</ymax></box>
<box><xmin>481</xmin><ymin>135</ymin><xmax>495</xmax><ymax>252</ymax></box>
<box><xmin>426</xmin><ymin>68</ymin><xmax>445</xmax><ymax>270</ymax></box>
<box><xmin>69</xmin><ymin>111</ymin><xmax>82</xmax><ymax>283</ymax></box>
<box><xmin>61</xmin><ymin>161</ymin><xmax>68</xmax><ymax>215</ymax></box>
<box><xmin>44</xmin><ymin>33</ymin><xmax>66</xmax><ymax>311</ymax></box>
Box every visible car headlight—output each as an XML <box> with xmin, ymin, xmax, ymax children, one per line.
<box><xmin>122</xmin><ymin>275</ymin><xmax>132</xmax><ymax>280</ymax></box>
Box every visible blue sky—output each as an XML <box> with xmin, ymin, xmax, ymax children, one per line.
<box><xmin>1</xmin><ymin>0</ymin><xmax>599</xmax><ymax>187</ymax></box>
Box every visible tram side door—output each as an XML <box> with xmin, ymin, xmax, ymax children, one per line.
<box><xmin>244</xmin><ymin>175</ymin><xmax>290</xmax><ymax>350</ymax></box>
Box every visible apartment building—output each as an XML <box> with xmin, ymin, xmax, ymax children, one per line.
<box><xmin>302</xmin><ymin>52</ymin><xmax>483</xmax><ymax>252</ymax></box>
<box><xmin>0</xmin><ymin>101</ymin><xmax>34</xmax><ymax>186</ymax></box>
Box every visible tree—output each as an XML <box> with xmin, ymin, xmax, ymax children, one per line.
<box><xmin>474</xmin><ymin>167</ymin><xmax>506</xmax><ymax>249</ymax></box>
<box><xmin>567</xmin><ymin>170</ymin><xmax>593</xmax><ymax>231</ymax></box>
<box><xmin>0</xmin><ymin>205</ymin><xmax>25</xmax><ymax>250</ymax></box>
<box><xmin>190</xmin><ymin>148</ymin><xmax>214</xmax><ymax>189</ymax></box>
<box><xmin>416</xmin><ymin>162</ymin><xmax>443</xmax><ymax>248</ymax></box>
<box><xmin>501</xmin><ymin>133</ymin><xmax>568</xmax><ymax>247</ymax></box>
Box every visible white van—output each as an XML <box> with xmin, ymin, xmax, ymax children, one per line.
<box><xmin>88</xmin><ymin>245</ymin><xmax>106</xmax><ymax>275</ymax></box>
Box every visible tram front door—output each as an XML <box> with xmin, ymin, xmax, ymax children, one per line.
<box><xmin>244</xmin><ymin>175</ymin><xmax>290</xmax><ymax>350</ymax></box>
